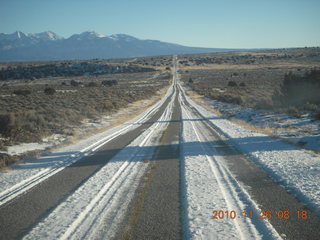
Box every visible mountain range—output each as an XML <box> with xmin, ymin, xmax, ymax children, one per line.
<box><xmin>0</xmin><ymin>31</ymin><xmax>236</xmax><ymax>62</ymax></box>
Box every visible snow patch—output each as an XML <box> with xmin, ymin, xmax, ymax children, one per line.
<box><xmin>183</xmin><ymin>86</ymin><xmax>320</xmax><ymax>216</ymax></box>
<box><xmin>180</xmin><ymin>91</ymin><xmax>281</xmax><ymax>239</ymax></box>
<box><xmin>192</xmin><ymin>92</ymin><xmax>320</xmax><ymax>153</ymax></box>
<box><xmin>7</xmin><ymin>143</ymin><xmax>50</xmax><ymax>156</ymax></box>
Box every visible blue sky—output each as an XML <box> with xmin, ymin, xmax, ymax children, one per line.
<box><xmin>1</xmin><ymin>0</ymin><xmax>319</xmax><ymax>48</ymax></box>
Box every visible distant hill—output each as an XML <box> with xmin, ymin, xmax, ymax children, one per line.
<box><xmin>0</xmin><ymin>31</ymin><xmax>237</xmax><ymax>62</ymax></box>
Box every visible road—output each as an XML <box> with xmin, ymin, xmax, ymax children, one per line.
<box><xmin>0</xmin><ymin>56</ymin><xmax>320</xmax><ymax>239</ymax></box>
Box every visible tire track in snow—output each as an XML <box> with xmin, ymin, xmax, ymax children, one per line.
<box><xmin>117</xmin><ymin>87</ymin><xmax>182</xmax><ymax>240</ymax></box>
<box><xmin>23</xmin><ymin>84</ymin><xmax>177</xmax><ymax>240</ymax></box>
<box><xmin>179</xmin><ymin>78</ymin><xmax>320</xmax><ymax>239</ymax></box>
<box><xmin>179</xmin><ymin>83</ymin><xmax>281</xmax><ymax>239</ymax></box>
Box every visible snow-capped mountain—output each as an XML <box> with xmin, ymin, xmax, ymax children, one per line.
<box><xmin>28</xmin><ymin>31</ymin><xmax>64</xmax><ymax>41</ymax></box>
<box><xmin>0</xmin><ymin>30</ymin><xmax>235</xmax><ymax>62</ymax></box>
<box><xmin>68</xmin><ymin>31</ymin><xmax>107</xmax><ymax>41</ymax></box>
<box><xmin>109</xmin><ymin>34</ymin><xmax>138</xmax><ymax>42</ymax></box>
<box><xmin>0</xmin><ymin>31</ymin><xmax>28</xmax><ymax>41</ymax></box>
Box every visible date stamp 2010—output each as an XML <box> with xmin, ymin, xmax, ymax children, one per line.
<box><xmin>211</xmin><ymin>210</ymin><xmax>309</xmax><ymax>220</ymax></box>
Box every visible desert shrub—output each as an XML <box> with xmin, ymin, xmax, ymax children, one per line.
<box><xmin>272</xmin><ymin>69</ymin><xmax>320</xmax><ymax>117</ymax></box>
<box><xmin>0</xmin><ymin>113</ymin><xmax>15</xmax><ymax>137</ymax></box>
<box><xmin>0</xmin><ymin>111</ymin><xmax>48</xmax><ymax>142</ymax></box>
<box><xmin>232</xmin><ymin>72</ymin><xmax>239</xmax><ymax>77</ymax></box>
<box><xmin>278</xmin><ymin>69</ymin><xmax>320</xmax><ymax>106</ymax></box>
<box><xmin>0</xmin><ymin>68</ymin><xmax>169</xmax><ymax>153</ymax></box>
<box><xmin>70</xmin><ymin>80</ymin><xmax>80</xmax><ymax>87</ymax></box>
<box><xmin>44</xmin><ymin>87</ymin><xmax>56</xmax><ymax>95</ymax></box>
<box><xmin>13</xmin><ymin>89</ymin><xmax>31</xmax><ymax>96</ymax></box>
<box><xmin>228</xmin><ymin>81</ymin><xmax>238</xmax><ymax>87</ymax></box>
<box><xmin>87</xmin><ymin>82</ymin><xmax>98</xmax><ymax>87</ymax></box>
<box><xmin>239</xmin><ymin>82</ymin><xmax>246</xmax><ymax>87</ymax></box>
<box><xmin>217</xmin><ymin>94</ymin><xmax>243</xmax><ymax>105</ymax></box>
<box><xmin>312</xmin><ymin>111</ymin><xmax>320</xmax><ymax>120</ymax></box>
<box><xmin>101</xmin><ymin>80</ymin><xmax>118</xmax><ymax>86</ymax></box>
<box><xmin>0</xmin><ymin>139</ymin><xmax>6</xmax><ymax>151</ymax></box>
<box><xmin>287</xmin><ymin>106</ymin><xmax>302</xmax><ymax>117</ymax></box>
<box><xmin>188</xmin><ymin>78</ymin><xmax>193</xmax><ymax>84</ymax></box>
<box><xmin>254</xmin><ymin>98</ymin><xmax>274</xmax><ymax>110</ymax></box>
<box><xmin>304</xmin><ymin>102</ymin><xmax>319</xmax><ymax>112</ymax></box>
<box><xmin>0</xmin><ymin>153</ymin><xmax>15</xmax><ymax>168</ymax></box>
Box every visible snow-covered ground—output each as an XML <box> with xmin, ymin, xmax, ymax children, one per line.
<box><xmin>187</xmin><ymin>89</ymin><xmax>320</xmax><ymax>153</ymax></box>
<box><xmin>175</xmin><ymin>55</ymin><xmax>281</xmax><ymax>239</ymax></box>
<box><xmin>181</xmin><ymin>84</ymin><xmax>320</xmax><ymax>219</ymax></box>
<box><xmin>179</xmin><ymin>86</ymin><xmax>281</xmax><ymax>240</ymax></box>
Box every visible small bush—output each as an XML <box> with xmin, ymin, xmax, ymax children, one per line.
<box><xmin>239</xmin><ymin>82</ymin><xmax>246</xmax><ymax>87</ymax></box>
<box><xmin>312</xmin><ymin>111</ymin><xmax>320</xmax><ymax>120</ymax></box>
<box><xmin>254</xmin><ymin>98</ymin><xmax>274</xmax><ymax>110</ymax></box>
<box><xmin>0</xmin><ymin>153</ymin><xmax>15</xmax><ymax>168</ymax></box>
<box><xmin>288</xmin><ymin>106</ymin><xmax>302</xmax><ymax>117</ymax></box>
<box><xmin>304</xmin><ymin>103</ymin><xmax>318</xmax><ymax>112</ymax></box>
<box><xmin>0</xmin><ymin>113</ymin><xmax>15</xmax><ymax>137</ymax></box>
<box><xmin>278</xmin><ymin>69</ymin><xmax>320</xmax><ymax>106</ymax></box>
<box><xmin>87</xmin><ymin>82</ymin><xmax>98</xmax><ymax>87</ymax></box>
<box><xmin>70</xmin><ymin>80</ymin><xmax>80</xmax><ymax>87</ymax></box>
<box><xmin>217</xmin><ymin>94</ymin><xmax>243</xmax><ymax>105</ymax></box>
<box><xmin>228</xmin><ymin>81</ymin><xmax>238</xmax><ymax>87</ymax></box>
<box><xmin>44</xmin><ymin>87</ymin><xmax>56</xmax><ymax>95</ymax></box>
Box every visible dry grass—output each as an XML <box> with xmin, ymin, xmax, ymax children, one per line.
<box><xmin>0</xmin><ymin>58</ymin><xmax>172</xmax><ymax>168</ymax></box>
<box><xmin>230</xmin><ymin>119</ymin><xmax>275</xmax><ymax>136</ymax></box>
<box><xmin>0</xmin><ymin>71</ymin><xmax>170</xmax><ymax>144</ymax></box>
<box><xmin>60</xmin><ymin>85</ymin><xmax>170</xmax><ymax>148</ymax></box>
<box><xmin>180</xmin><ymin>62</ymin><xmax>318</xmax><ymax>71</ymax></box>
<box><xmin>180</xmin><ymin>48</ymin><xmax>320</xmax><ymax>113</ymax></box>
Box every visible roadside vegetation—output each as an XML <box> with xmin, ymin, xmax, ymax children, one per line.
<box><xmin>274</xmin><ymin>69</ymin><xmax>320</xmax><ymax>118</ymax></box>
<box><xmin>0</xmin><ymin>58</ymin><xmax>171</xmax><ymax>167</ymax></box>
<box><xmin>180</xmin><ymin>47</ymin><xmax>320</xmax><ymax>118</ymax></box>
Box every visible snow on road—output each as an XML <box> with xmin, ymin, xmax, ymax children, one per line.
<box><xmin>179</xmin><ymin>87</ymin><xmax>281</xmax><ymax>240</ymax></box>
<box><xmin>23</xmin><ymin>86</ymin><xmax>176</xmax><ymax>240</ymax></box>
